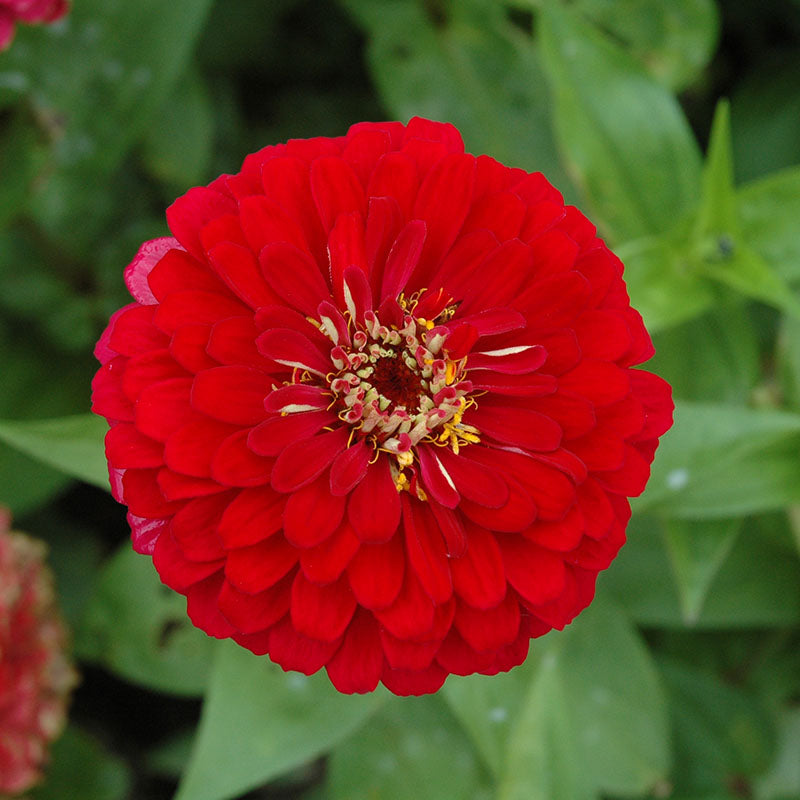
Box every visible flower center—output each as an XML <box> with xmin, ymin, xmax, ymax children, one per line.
<box><xmin>316</xmin><ymin>292</ymin><xmax>481</xmax><ymax>474</ymax></box>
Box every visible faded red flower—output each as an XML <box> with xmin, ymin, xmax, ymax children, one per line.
<box><xmin>0</xmin><ymin>0</ymin><xmax>68</xmax><ymax>50</ymax></box>
<box><xmin>0</xmin><ymin>509</ymin><xmax>77</xmax><ymax>795</ymax></box>
<box><xmin>92</xmin><ymin>118</ymin><xmax>673</xmax><ymax>695</ymax></box>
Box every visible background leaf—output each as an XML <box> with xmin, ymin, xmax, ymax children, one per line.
<box><xmin>174</xmin><ymin>642</ymin><xmax>384</xmax><ymax>800</ymax></box>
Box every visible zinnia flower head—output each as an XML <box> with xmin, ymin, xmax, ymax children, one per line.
<box><xmin>0</xmin><ymin>0</ymin><xmax>68</xmax><ymax>50</ymax></box>
<box><xmin>92</xmin><ymin>118</ymin><xmax>673</xmax><ymax>695</ymax></box>
<box><xmin>0</xmin><ymin>508</ymin><xmax>77</xmax><ymax>795</ymax></box>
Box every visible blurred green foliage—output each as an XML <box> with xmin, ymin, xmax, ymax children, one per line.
<box><xmin>1</xmin><ymin>0</ymin><xmax>799</xmax><ymax>798</ymax></box>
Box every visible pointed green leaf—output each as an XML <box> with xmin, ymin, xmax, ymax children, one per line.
<box><xmin>76</xmin><ymin>545</ymin><xmax>214</xmax><ymax>696</ymax></box>
<box><xmin>663</xmin><ymin>517</ymin><xmax>743</xmax><ymax>624</ymax></box>
<box><xmin>175</xmin><ymin>642</ymin><xmax>384</xmax><ymax>800</ymax></box>
<box><xmin>0</xmin><ymin>414</ymin><xmax>109</xmax><ymax>491</ymax></box>
<box><xmin>538</xmin><ymin>2</ymin><xmax>702</xmax><ymax>241</ymax></box>
<box><xmin>500</xmin><ymin>601</ymin><xmax>670</xmax><ymax>799</ymax></box>
<box><xmin>696</xmin><ymin>100</ymin><xmax>738</xmax><ymax>236</ymax></box>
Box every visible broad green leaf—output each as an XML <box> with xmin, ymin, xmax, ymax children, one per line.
<box><xmin>755</xmin><ymin>709</ymin><xmax>800</xmax><ymax>800</ymax></box>
<box><xmin>500</xmin><ymin>648</ymin><xmax>589</xmax><ymax>800</ymax></box>
<box><xmin>0</xmin><ymin>414</ymin><xmax>109</xmax><ymax>491</ymax></box>
<box><xmin>647</xmin><ymin>304</ymin><xmax>760</xmax><ymax>403</ymax></box>
<box><xmin>568</xmin><ymin>0</ymin><xmax>720</xmax><ymax>91</ymax></box>
<box><xmin>442</xmin><ymin>661</ymin><xmax>535</xmax><ymax>778</ymax></box>
<box><xmin>500</xmin><ymin>601</ymin><xmax>670</xmax><ymax>799</ymax></box>
<box><xmin>75</xmin><ymin>545</ymin><xmax>214</xmax><ymax>696</ymax></box>
<box><xmin>340</xmin><ymin>0</ymin><xmax>568</xmax><ymax>185</ymax></box>
<box><xmin>739</xmin><ymin>165</ymin><xmax>800</xmax><ymax>283</ymax></box>
<box><xmin>660</xmin><ymin>658</ymin><xmax>776</xmax><ymax>792</ymax></box>
<box><xmin>619</xmin><ymin>232</ymin><xmax>716</xmax><ymax>332</ymax></box>
<box><xmin>328</xmin><ymin>696</ymin><xmax>489</xmax><ymax>800</ymax></box>
<box><xmin>31</xmin><ymin>725</ymin><xmax>132</xmax><ymax>800</ymax></box>
<box><xmin>637</xmin><ymin>402</ymin><xmax>800</xmax><ymax>518</ymax></box>
<box><xmin>141</xmin><ymin>66</ymin><xmax>214</xmax><ymax>194</ymax></box>
<box><xmin>604</xmin><ymin>514</ymin><xmax>800</xmax><ymax>627</ymax></box>
<box><xmin>537</xmin><ymin>2</ymin><xmax>702</xmax><ymax>241</ymax></box>
<box><xmin>662</xmin><ymin>517</ymin><xmax>743</xmax><ymax>624</ymax></box>
<box><xmin>175</xmin><ymin>642</ymin><xmax>384</xmax><ymax>800</ymax></box>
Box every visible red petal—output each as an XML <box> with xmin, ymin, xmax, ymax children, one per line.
<box><xmin>122</xmin><ymin>350</ymin><xmax>189</xmax><ymax>401</ymax></box>
<box><xmin>412</xmin><ymin>153</ymin><xmax>477</xmax><ymax>283</ymax></box>
<box><xmin>225</xmin><ymin>539</ymin><xmax>298</xmax><ymax>593</ymax></box>
<box><xmin>256</xmin><ymin>328</ymin><xmax>331</xmax><ymax>376</ymax></box>
<box><xmin>630</xmin><ymin>370</ymin><xmax>674</xmax><ymax>439</ymax></box>
<box><xmin>467</xmin><ymin>344</ymin><xmax>547</xmax><ymax>374</ymax></box>
<box><xmin>528</xmin><ymin>392</ymin><xmax>596</xmax><ymax>439</ymax></box>
<box><xmin>264</xmin><ymin>384</ymin><xmax>330</xmax><ymax>414</ymax></box>
<box><xmin>191</xmin><ymin>366</ymin><xmax>271</xmax><ymax>426</ymax></box>
<box><xmin>271</xmin><ymin>428</ymin><xmax>349</xmax><ymax>493</ymax></box>
<box><xmin>164</xmin><ymin>418</ymin><xmax>238</xmax><ymax>478</ymax></box>
<box><xmin>124</xmin><ymin>237</ymin><xmax>178</xmax><ymax>305</ymax></box>
<box><xmin>374</xmin><ymin>569</ymin><xmax>435</xmax><ymax>640</ymax></box>
<box><xmin>459</xmin><ymin>474</ymin><xmax>536</xmax><ymax>533</ymax></box>
<box><xmin>166</xmin><ymin>186</ymin><xmax>237</xmax><ymax>260</ymax></box>
<box><xmin>260</xmin><ymin>241</ymin><xmax>331</xmax><ymax>316</ymax></box>
<box><xmin>122</xmin><ymin>469</ymin><xmax>181</xmax><ymax>518</ymax></box>
<box><xmin>451</xmin><ymin>521</ymin><xmax>507</xmax><ymax>609</ymax></box>
<box><xmin>291</xmin><ymin>571</ymin><xmax>356</xmax><ymax>642</ymax></box>
<box><xmin>108</xmin><ymin>304</ymin><xmax>170</xmax><ymax>357</ymax></box>
<box><xmin>380</xmin><ymin>220</ymin><xmax>427</xmax><ymax>303</ymax></box>
<box><xmin>462</xmin><ymin>191</ymin><xmax>526</xmax><ymax>241</ymax></box>
<box><xmin>248</xmin><ymin>410</ymin><xmax>337</xmax><ymax>458</ymax></box>
<box><xmin>170</xmin><ymin>324</ymin><xmax>217</xmax><ymax>373</ymax></box>
<box><xmin>428</xmin><ymin>501</ymin><xmax>467</xmax><ymax>557</ymax></box>
<box><xmin>218</xmin><ymin>575</ymin><xmax>292</xmax><ymax>634</ymax></box>
<box><xmin>105</xmin><ymin>424</ymin><xmax>163</xmax><ymax>469</ymax></box>
<box><xmin>310</xmin><ymin>155</ymin><xmax>366</xmax><ymax>231</ymax></box>
<box><xmin>267</xmin><ymin>615</ymin><xmax>340</xmax><ymax>676</ymax></box>
<box><xmin>380</xmin><ymin>663</ymin><xmax>447</xmax><ymax>696</ymax></box>
<box><xmin>207</xmin><ymin>241</ymin><xmax>281</xmax><ymax>308</ymax></box>
<box><xmin>300</xmin><ymin>521</ymin><xmax>360</xmax><ymax>584</ymax></box>
<box><xmin>346</xmin><ymin>535</ymin><xmax>405</xmax><ymax>610</ymax></box>
<box><xmin>380</xmin><ymin>630</ymin><xmax>438</xmax><ymax>670</ymax></box>
<box><xmin>186</xmin><ymin>573</ymin><xmax>236</xmax><ymax>639</ymax></box>
<box><xmin>559</xmin><ymin>360</ymin><xmax>631</xmax><ymax>407</ymax></box>
<box><xmin>157</xmin><ymin>469</ymin><xmax>227</xmax><ymax>501</ymax></box>
<box><xmin>436</xmin><ymin>448</ymin><xmax>508</xmax><ymax>508</ymax></box>
<box><xmin>282</xmin><ymin>472</ymin><xmax>347</xmax><ymax>547</ymax></box>
<box><xmin>238</xmin><ymin>194</ymin><xmax>309</xmax><ymax>254</ymax></box>
<box><xmin>328</xmin><ymin>212</ymin><xmax>367</xmax><ymax>309</ymax></box>
<box><xmin>211</xmin><ymin>429</ymin><xmax>273</xmax><ymax>486</ymax></box>
<box><xmin>454</xmin><ymin>591</ymin><xmax>520</xmax><ymax>652</ymax></box>
<box><xmin>329</xmin><ymin>439</ymin><xmax>371</xmax><ymax>496</ymax></box>
<box><xmin>348</xmin><ymin>456</ymin><xmax>401</xmax><ymax>543</ymax></box>
<box><xmin>147</xmin><ymin>247</ymin><xmax>229</xmax><ymax>302</ymax></box>
<box><xmin>417</xmin><ymin>445</ymin><xmax>460</xmax><ymax>508</ymax></box>
<box><xmin>217</xmin><ymin>486</ymin><xmax>286</xmax><ymax>548</ymax></box>
<box><xmin>451</xmin><ymin>307</ymin><xmax>525</xmax><ymax>338</ymax></box>
<box><xmin>207</xmin><ymin>316</ymin><xmax>271</xmax><ymax>369</ymax></box>
<box><xmin>152</xmin><ymin>529</ymin><xmax>222</xmax><ymax>592</ymax></box>
<box><xmin>467</xmin><ymin>403</ymin><xmax>562</xmax><ymax>452</ymax></box>
<box><xmin>498</xmin><ymin>536</ymin><xmax>566</xmax><ymax>606</ymax></box>
<box><xmin>516</xmin><ymin>272</ymin><xmax>591</xmax><ymax>328</ymax></box>
<box><xmin>367</xmin><ymin>152</ymin><xmax>419</xmax><ymax>220</ymax></box>
<box><xmin>470</xmin><ymin>371</ymin><xmax>558</xmax><ymax>397</ymax></box>
<box><xmin>135</xmin><ymin>377</ymin><xmax>195</xmax><ymax>442</ymax></box>
<box><xmin>342</xmin><ymin>126</ymin><xmax>391</xmax><ymax>184</ymax></box>
<box><xmin>326</xmin><ymin>610</ymin><xmax>384</xmax><ymax>694</ymax></box>
<box><xmin>170</xmin><ymin>493</ymin><xmax>230</xmax><ymax>561</ymax></box>
<box><xmin>403</xmin><ymin>496</ymin><xmax>452</xmax><ymax>604</ymax></box>
<box><xmin>342</xmin><ymin>264</ymin><xmax>373</xmax><ymax>323</ymax></box>
<box><xmin>573</xmin><ymin>310</ymin><xmax>632</xmax><ymax>360</ymax></box>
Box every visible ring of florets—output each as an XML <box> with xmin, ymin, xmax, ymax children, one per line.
<box><xmin>314</xmin><ymin>294</ymin><xmax>481</xmax><ymax>489</ymax></box>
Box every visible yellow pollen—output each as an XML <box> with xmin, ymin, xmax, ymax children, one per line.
<box><xmin>445</xmin><ymin>361</ymin><xmax>458</xmax><ymax>385</ymax></box>
<box><xmin>397</xmin><ymin>451</ymin><xmax>414</xmax><ymax>468</ymax></box>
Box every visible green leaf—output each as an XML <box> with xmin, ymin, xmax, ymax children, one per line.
<box><xmin>755</xmin><ymin>709</ymin><xmax>800</xmax><ymax>800</ymax></box>
<box><xmin>0</xmin><ymin>109</ymin><xmax>46</xmax><ymax>227</ymax></box>
<box><xmin>442</xmin><ymin>662</ymin><xmax>534</xmax><ymax>779</ymax></box>
<box><xmin>693</xmin><ymin>101</ymin><xmax>800</xmax><ymax>317</ymax></box>
<box><xmin>637</xmin><ymin>402</ymin><xmax>800</xmax><ymax>518</ymax></box>
<box><xmin>499</xmin><ymin>601</ymin><xmax>670</xmax><ymax>799</ymax></box>
<box><xmin>604</xmin><ymin>514</ymin><xmax>800</xmax><ymax>628</ymax></box>
<box><xmin>568</xmin><ymin>0</ymin><xmax>720</xmax><ymax>91</ymax></box>
<box><xmin>663</xmin><ymin>517</ymin><xmax>743</xmax><ymax>624</ymax></box>
<box><xmin>647</xmin><ymin>304</ymin><xmax>760</xmax><ymax>402</ymax></box>
<box><xmin>340</xmin><ymin>0</ymin><xmax>569</xmax><ymax>185</ymax></box>
<box><xmin>75</xmin><ymin>545</ymin><xmax>214</xmax><ymax>696</ymax></box>
<box><xmin>537</xmin><ymin>2</ymin><xmax>702</xmax><ymax>241</ymax></box>
<box><xmin>174</xmin><ymin>642</ymin><xmax>384</xmax><ymax>800</ymax></box>
<box><xmin>140</xmin><ymin>66</ymin><xmax>214</xmax><ymax>194</ymax></box>
<box><xmin>739</xmin><ymin>165</ymin><xmax>800</xmax><ymax>283</ymax></box>
<box><xmin>0</xmin><ymin>414</ymin><xmax>109</xmax><ymax>491</ymax></box>
<box><xmin>618</xmin><ymin>232</ymin><xmax>716</xmax><ymax>332</ymax></box>
<box><xmin>328</xmin><ymin>695</ymin><xmax>489</xmax><ymax>800</ymax></box>
<box><xmin>660</xmin><ymin>658</ymin><xmax>776</xmax><ymax>792</ymax></box>
<box><xmin>31</xmin><ymin>725</ymin><xmax>132</xmax><ymax>800</ymax></box>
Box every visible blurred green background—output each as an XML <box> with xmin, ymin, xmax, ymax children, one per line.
<box><xmin>1</xmin><ymin>0</ymin><xmax>800</xmax><ymax>798</ymax></box>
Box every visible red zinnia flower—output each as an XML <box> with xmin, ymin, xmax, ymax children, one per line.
<box><xmin>0</xmin><ymin>0</ymin><xmax>68</xmax><ymax>50</ymax></box>
<box><xmin>92</xmin><ymin>118</ymin><xmax>673</xmax><ymax>696</ymax></box>
<box><xmin>0</xmin><ymin>509</ymin><xmax>77</xmax><ymax>794</ymax></box>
